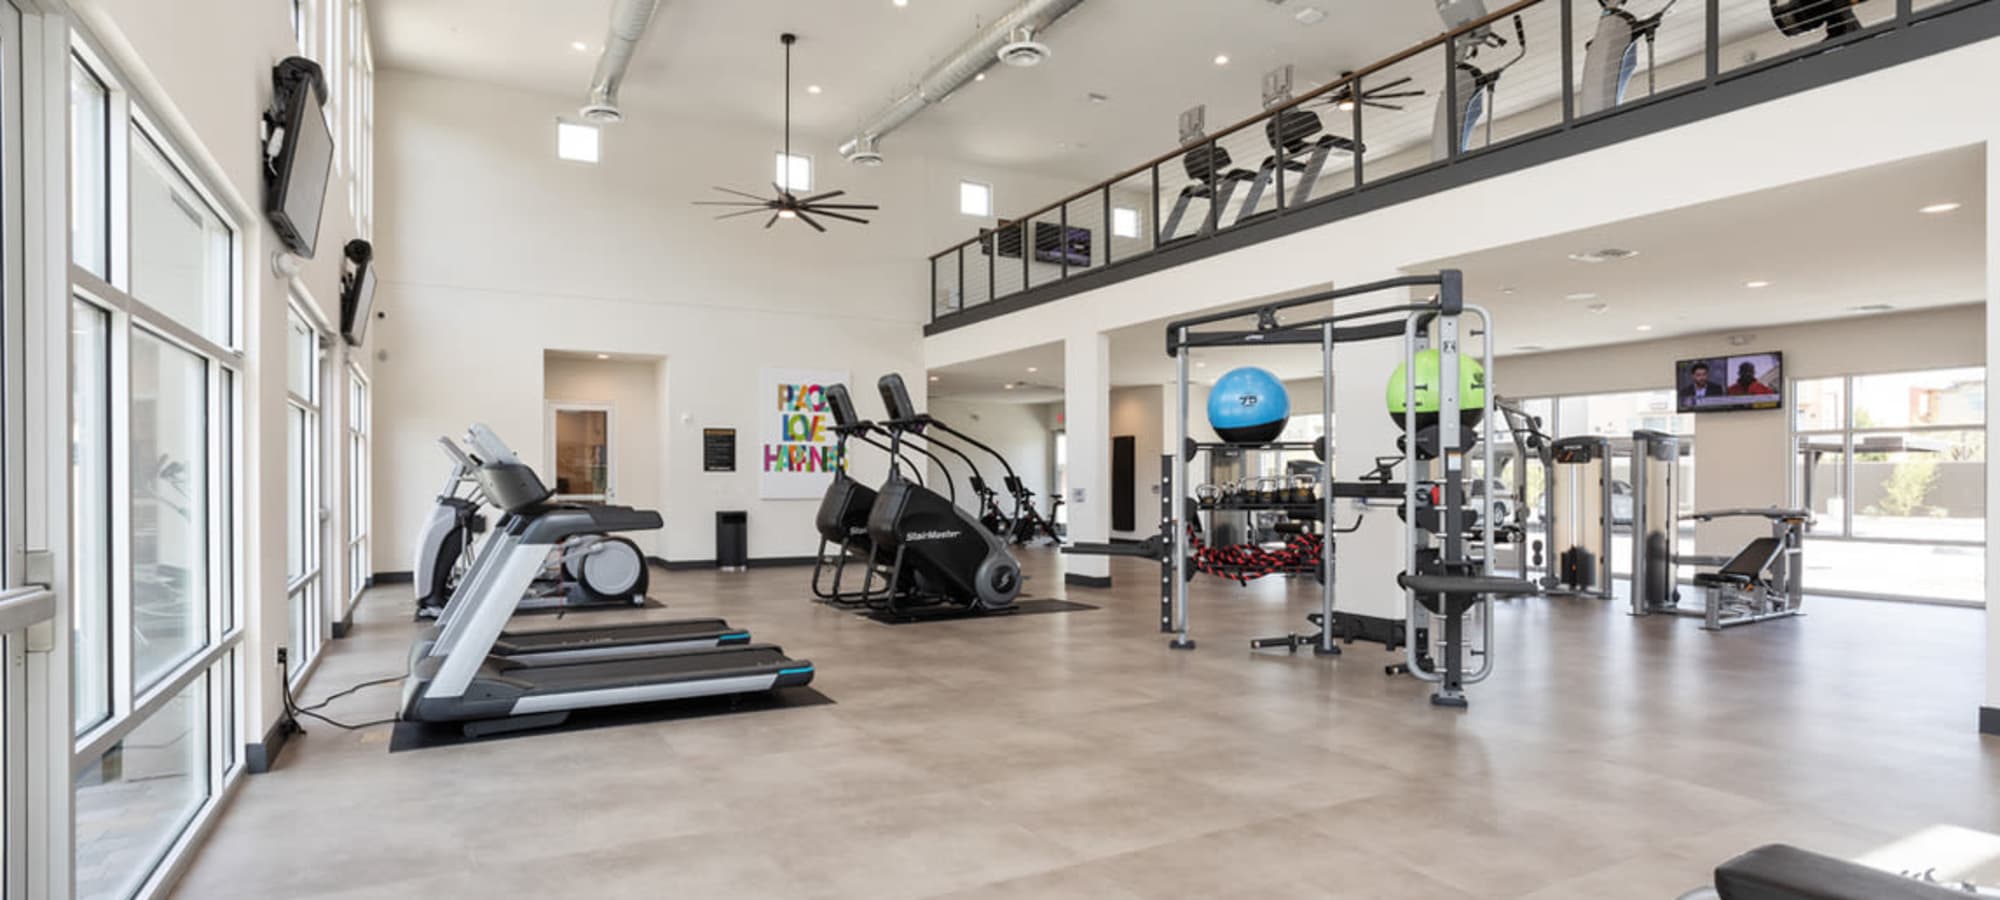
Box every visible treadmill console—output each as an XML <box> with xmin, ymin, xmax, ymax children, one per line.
<box><xmin>878</xmin><ymin>373</ymin><xmax>919</xmax><ymax>423</ymax></box>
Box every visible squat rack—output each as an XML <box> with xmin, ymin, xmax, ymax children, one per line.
<box><xmin>1163</xmin><ymin>270</ymin><xmax>1522</xmax><ymax>705</ymax></box>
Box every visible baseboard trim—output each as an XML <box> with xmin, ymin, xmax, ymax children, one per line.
<box><xmin>660</xmin><ymin>556</ymin><xmax>818</xmax><ymax>571</ymax></box>
<box><xmin>1982</xmin><ymin>706</ymin><xmax>1999</xmax><ymax>737</ymax></box>
<box><xmin>244</xmin><ymin>714</ymin><xmax>300</xmax><ymax>774</ymax></box>
<box><xmin>1065</xmin><ymin>573</ymin><xmax>1112</xmax><ymax>589</ymax></box>
<box><xmin>330</xmin><ymin>603</ymin><xmax>355</xmax><ymax>639</ymax></box>
<box><xmin>372</xmin><ymin>570</ymin><xmax>412</xmax><ymax>585</ymax></box>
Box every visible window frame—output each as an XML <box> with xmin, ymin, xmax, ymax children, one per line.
<box><xmin>345</xmin><ymin>364</ymin><xmax>369</xmax><ymax>609</ymax></box>
<box><xmin>283</xmin><ymin>300</ymin><xmax>326</xmax><ymax>683</ymax></box>
<box><xmin>64</xmin><ymin>34</ymin><xmax>246</xmax><ymax>900</ymax></box>
<box><xmin>1791</xmin><ymin>368</ymin><xmax>1985</xmax><ymax>549</ymax></box>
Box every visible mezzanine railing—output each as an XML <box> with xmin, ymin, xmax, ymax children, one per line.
<box><xmin>927</xmin><ymin>0</ymin><xmax>1986</xmax><ymax>327</ymax></box>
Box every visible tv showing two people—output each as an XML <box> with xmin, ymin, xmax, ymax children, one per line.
<box><xmin>1677</xmin><ymin>352</ymin><xmax>1784</xmax><ymax>413</ymax></box>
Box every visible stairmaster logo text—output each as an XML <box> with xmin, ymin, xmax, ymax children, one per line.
<box><xmin>904</xmin><ymin>529</ymin><xmax>963</xmax><ymax>542</ymax></box>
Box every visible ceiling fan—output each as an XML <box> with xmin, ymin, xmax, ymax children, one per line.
<box><xmin>696</xmin><ymin>33</ymin><xmax>878</xmax><ymax>232</ymax></box>
<box><xmin>1315</xmin><ymin>72</ymin><xmax>1427</xmax><ymax>112</ymax></box>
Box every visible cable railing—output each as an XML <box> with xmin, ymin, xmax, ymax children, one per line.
<box><xmin>928</xmin><ymin>0</ymin><xmax>1981</xmax><ymax>325</ymax></box>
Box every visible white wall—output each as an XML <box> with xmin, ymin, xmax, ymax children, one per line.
<box><xmin>541</xmin><ymin>355</ymin><xmax>666</xmax><ymax>557</ymax></box>
<box><xmin>371</xmin><ymin>70</ymin><xmax>1087</xmax><ymax>565</ymax></box>
<box><xmin>67</xmin><ymin>0</ymin><xmax>376</xmax><ymax>763</ymax></box>
<box><xmin>1500</xmin><ymin>304</ymin><xmax>1984</xmax><ymax>554</ymax></box>
<box><xmin>923</xmin><ymin>398</ymin><xmax>1053</xmax><ymax>522</ymax></box>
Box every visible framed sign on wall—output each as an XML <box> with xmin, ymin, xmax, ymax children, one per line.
<box><xmin>703</xmin><ymin>428</ymin><xmax>736</xmax><ymax>472</ymax></box>
<box><xmin>758</xmin><ymin>367</ymin><xmax>848</xmax><ymax>499</ymax></box>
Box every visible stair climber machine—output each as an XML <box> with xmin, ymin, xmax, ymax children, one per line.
<box><xmin>862</xmin><ymin>373</ymin><xmax>1023</xmax><ymax>619</ymax></box>
<box><xmin>402</xmin><ymin>443</ymin><xmax>813</xmax><ymax>737</ymax></box>
<box><xmin>1161</xmin><ymin>271</ymin><xmax>1540</xmax><ymax>708</ymax></box>
<box><xmin>413</xmin><ymin>426</ymin><xmax>648</xmax><ymax>619</ymax></box>
<box><xmin>1432</xmin><ymin>0</ymin><xmax>1528</xmax><ymax>161</ymax></box>
<box><xmin>811</xmin><ymin>383</ymin><xmax>948</xmax><ymax>607</ymax></box>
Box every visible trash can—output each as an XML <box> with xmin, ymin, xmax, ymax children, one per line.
<box><xmin>716</xmin><ymin>510</ymin><xmax>748</xmax><ymax>572</ymax></box>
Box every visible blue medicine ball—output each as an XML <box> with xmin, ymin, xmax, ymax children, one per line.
<box><xmin>1207</xmin><ymin>367</ymin><xmax>1290</xmax><ymax>444</ymax></box>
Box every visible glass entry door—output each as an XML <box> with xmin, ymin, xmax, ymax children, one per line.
<box><xmin>547</xmin><ymin>404</ymin><xmax>613</xmax><ymax>502</ymax></box>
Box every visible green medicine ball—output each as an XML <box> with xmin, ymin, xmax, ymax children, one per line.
<box><xmin>1385</xmin><ymin>350</ymin><xmax>1487</xmax><ymax>430</ymax></box>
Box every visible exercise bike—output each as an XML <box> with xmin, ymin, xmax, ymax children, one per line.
<box><xmin>413</xmin><ymin>426</ymin><xmax>649</xmax><ymax>619</ymax></box>
<box><xmin>999</xmin><ymin>476</ymin><xmax>1066</xmax><ymax>546</ymax></box>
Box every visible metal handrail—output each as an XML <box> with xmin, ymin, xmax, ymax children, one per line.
<box><xmin>929</xmin><ymin>0</ymin><xmax>1982</xmax><ymax>320</ymax></box>
<box><xmin>0</xmin><ymin>585</ymin><xmax>55</xmax><ymax>634</ymax></box>
<box><xmin>930</xmin><ymin>0</ymin><xmax>1542</xmax><ymax>260</ymax></box>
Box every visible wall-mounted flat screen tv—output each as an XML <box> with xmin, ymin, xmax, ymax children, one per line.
<box><xmin>340</xmin><ymin>240</ymin><xmax>377</xmax><ymax>346</ymax></box>
<box><xmin>980</xmin><ymin>222</ymin><xmax>1093</xmax><ymax>268</ymax></box>
<box><xmin>264</xmin><ymin>57</ymin><xmax>334</xmax><ymax>258</ymax></box>
<box><xmin>1676</xmin><ymin>351</ymin><xmax>1784</xmax><ymax>413</ymax></box>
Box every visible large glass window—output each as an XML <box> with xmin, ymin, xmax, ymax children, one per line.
<box><xmin>67</xmin><ymin>46</ymin><xmax>244</xmax><ymax>898</ymax></box>
<box><xmin>347</xmin><ymin>367</ymin><xmax>370</xmax><ymax>606</ymax></box>
<box><xmin>129</xmin><ymin>133</ymin><xmax>229</xmax><ymax>344</ymax></box>
<box><xmin>72</xmin><ymin>300</ymin><xmax>112</xmax><ymax>732</ymax></box>
<box><xmin>69</xmin><ymin>58</ymin><xmax>109</xmax><ymax>277</ymax></box>
<box><xmin>285</xmin><ymin>305</ymin><xmax>323</xmax><ymax>677</ymax></box>
<box><xmin>73</xmin><ymin>675</ymin><xmax>208</xmax><ymax>900</ymax></box>
<box><xmin>1794</xmin><ymin>368</ymin><xmax>1984</xmax><ymax>603</ymax></box>
<box><xmin>129</xmin><ymin>330</ymin><xmax>209</xmax><ymax>690</ymax></box>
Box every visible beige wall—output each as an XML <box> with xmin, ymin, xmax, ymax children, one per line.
<box><xmin>924</xmin><ymin>399</ymin><xmax>1054</xmax><ymax>522</ymax></box>
<box><xmin>542</xmin><ymin>355</ymin><xmax>666</xmax><ymax>557</ymax></box>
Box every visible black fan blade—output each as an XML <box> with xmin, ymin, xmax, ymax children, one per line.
<box><xmin>796</xmin><ymin>190</ymin><xmax>847</xmax><ymax>205</ymax></box>
<box><xmin>773</xmin><ymin>183</ymin><xmax>797</xmax><ymax>203</ymax></box>
<box><xmin>693</xmin><ymin>200</ymin><xmax>773</xmax><ymax>207</ymax></box>
<box><xmin>764</xmin><ymin>213</ymin><xmax>781</xmax><ymax>229</ymax></box>
<box><xmin>793</xmin><ymin>210</ymin><xmax>828</xmax><ymax>232</ymax></box>
<box><xmin>1362</xmin><ymin>101</ymin><xmax>1406</xmax><ymax>111</ymax></box>
<box><xmin>1367</xmin><ymin>75</ymin><xmax>1415</xmax><ymax>92</ymax></box>
<box><xmin>711</xmin><ymin>186</ymin><xmax>770</xmax><ymax>201</ymax></box>
<box><xmin>714</xmin><ymin>208</ymin><xmax>770</xmax><ymax>220</ymax></box>
<box><xmin>1368</xmin><ymin>90</ymin><xmax>1427</xmax><ymax>100</ymax></box>
<box><xmin>804</xmin><ymin>207</ymin><xmax>871</xmax><ymax>225</ymax></box>
<box><xmin>805</xmin><ymin>203</ymin><xmax>880</xmax><ymax>211</ymax></box>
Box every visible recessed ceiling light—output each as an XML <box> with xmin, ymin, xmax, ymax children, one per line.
<box><xmin>1920</xmin><ymin>202</ymin><xmax>1961</xmax><ymax>214</ymax></box>
<box><xmin>929</xmin><ymin>375</ymin><xmax>940</xmax><ymax>382</ymax></box>
<box><xmin>1295</xmin><ymin>6</ymin><xmax>1327</xmax><ymax>24</ymax></box>
<box><xmin>1568</xmin><ymin>248</ymin><xmax>1639</xmax><ymax>263</ymax></box>
<box><xmin>1196</xmin><ymin>361</ymin><xmax>1207</xmax><ymax>368</ymax></box>
<box><xmin>1745</xmin><ymin>280</ymin><xmax>1771</xmax><ymax>289</ymax></box>
<box><xmin>807</xmin><ymin>84</ymin><xmax>822</xmax><ymax>95</ymax></box>
<box><xmin>595</xmin><ymin>353</ymin><xmax>610</xmax><ymax>360</ymax></box>
<box><xmin>975</xmin><ymin>72</ymin><xmax>986</xmax><ymax>82</ymax></box>
<box><xmin>893</xmin><ymin>0</ymin><xmax>909</xmax><ymax>6</ymax></box>
<box><xmin>1004</xmin><ymin>383</ymin><xmax>1015</xmax><ymax>390</ymax></box>
<box><xmin>1500</xmin><ymin>287</ymin><xmax>1516</xmax><ymax>295</ymax></box>
<box><xmin>1214</xmin><ymin>54</ymin><xmax>1231</xmax><ymax>66</ymax></box>
<box><xmin>1635</xmin><ymin>324</ymin><xmax>1654</xmax><ymax>332</ymax></box>
<box><xmin>1087</xmin><ymin>92</ymin><xmax>1109</xmax><ymax>104</ymax></box>
<box><xmin>1586</xmin><ymin>303</ymin><xmax>1609</xmax><ymax>314</ymax></box>
<box><xmin>571</xmin><ymin>41</ymin><xmax>588</xmax><ymax>51</ymax></box>
<box><xmin>1565</xmin><ymin>292</ymin><xmax>1598</xmax><ymax>301</ymax></box>
<box><xmin>1026</xmin><ymin>366</ymin><xmax>1039</xmax><ymax>373</ymax></box>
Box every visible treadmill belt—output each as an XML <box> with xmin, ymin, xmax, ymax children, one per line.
<box><xmin>492</xmin><ymin>618</ymin><xmax>737</xmax><ymax>655</ymax></box>
<box><xmin>494</xmin><ymin>646</ymin><xmax>797</xmax><ymax>691</ymax></box>
<box><xmin>387</xmin><ymin>686</ymin><xmax>834</xmax><ymax>753</ymax></box>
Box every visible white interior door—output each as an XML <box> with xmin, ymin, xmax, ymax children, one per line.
<box><xmin>545</xmin><ymin>402</ymin><xmax>614</xmax><ymax>503</ymax></box>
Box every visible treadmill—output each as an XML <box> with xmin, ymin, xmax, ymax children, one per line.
<box><xmin>401</xmin><ymin>455</ymin><xmax>814</xmax><ymax>736</ymax></box>
<box><xmin>411</xmin><ymin>425</ymin><xmax>749</xmax><ymax>668</ymax></box>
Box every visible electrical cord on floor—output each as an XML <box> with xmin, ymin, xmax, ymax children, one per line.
<box><xmin>278</xmin><ymin>654</ymin><xmax>402</xmax><ymax>732</ymax></box>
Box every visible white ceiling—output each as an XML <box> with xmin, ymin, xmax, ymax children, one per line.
<box><xmin>368</xmin><ymin>0</ymin><xmax>1442</xmax><ymax>180</ymax></box>
<box><xmin>931</xmin><ymin>146</ymin><xmax>1986</xmax><ymax>395</ymax></box>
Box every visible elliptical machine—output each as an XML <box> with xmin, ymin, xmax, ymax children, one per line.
<box><xmin>863</xmin><ymin>374</ymin><xmax>1023</xmax><ymax>619</ymax></box>
<box><xmin>1431</xmin><ymin>0</ymin><xmax>1527</xmax><ymax>160</ymax></box>
<box><xmin>413</xmin><ymin>425</ymin><xmax>649</xmax><ymax>619</ymax></box>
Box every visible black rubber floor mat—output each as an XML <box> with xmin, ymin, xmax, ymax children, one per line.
<box><xmin>863</xmin><ymin>598</ymin><xmax>1099</xmax><ymax>625</ymax></box>
<box><xmin>387</xmin><ymin>687</ymin><xmax>834</xmax><ymax>752</ymax></box>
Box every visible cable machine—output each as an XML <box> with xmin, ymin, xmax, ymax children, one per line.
<box><xmin>1161</xmin><ymin>270</ymin><xmax>1536</xmax><ymax>707</ymax></box>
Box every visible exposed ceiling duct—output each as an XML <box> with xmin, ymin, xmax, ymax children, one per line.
<box><xmin>836</xmin><ymin>0</ymin><xmax>1088</xmax><ymax>166</ymax></box>
<box><xmin>580</xmin><ymin>0</ymin><xmax>665</xmax><ymax>124</ymax></box>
